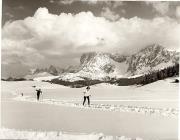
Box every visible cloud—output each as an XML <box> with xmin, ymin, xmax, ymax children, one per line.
<box><xmin>100</xmin><ymin>1</ymin><xmax>124</xmax><ymax>21</ymax></box>
<box><xmin>176</xmin><ymin>6</ymin><xmax>180</xmax><ymax>18</ymax></box>
<box><xmin>111</xmin><ymin>1</ymin><xmax>124</xmax><ymax>9</ymax></box>
<box><xmin>59</xmin><ymin>0</ymin><xmax>74</xmax><ymax>5</ymax></box>
<box><xmin>100</xmin><ymin>7</ymin><xmax>120</xmax><ymax>21</ymax></box>
<box><xmin>146</xmin><ymin>1</ymin><xmax>170</xmax><ymax>15</ymax></box>
<box><xmin>57</xmin><ymin>0</ymin><xmax>124</xmax><ymax>6</ymax></box>
<box><xmin>81</xmin><ymin>0</ymin><xmax>98</xmax><ymax>4</ymax></box>
<box><xmin>2</xmin><ymin>7</ymin><xmax>180</xmax><ymax>76</ymax></box>
<box><xmin>49</xmin><ymin>0</ymin><xmax>55</xmax><ymax>3</ymax></box>
<box><xmin>49</xmin><ymin>0</ymin><xmax>75</xmax><ymax>5</ymax></box>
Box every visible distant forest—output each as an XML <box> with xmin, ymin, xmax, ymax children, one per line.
<box><xmin>112</xmin><ymin>63</ymin><xmax>179</xmax><ymax>86</ymax></box>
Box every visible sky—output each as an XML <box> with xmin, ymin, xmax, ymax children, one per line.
<box><xmin>1</xmin><ymin>0</ymin><xmax>180</xmax><ymax>78</ymax></box>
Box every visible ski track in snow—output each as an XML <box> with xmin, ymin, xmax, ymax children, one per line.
<box><xmin>0</xmin><ymin>128</ymin><xmax>143</xmax><ymax>140</ymax></box>
<box><xmin>13</xmin><ymin>96</ymin><xmax>178</xmax><ymax>118</ymax></box>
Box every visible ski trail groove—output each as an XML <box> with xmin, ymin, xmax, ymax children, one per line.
<box><xmin>13</xmin><ymin>96</ymin><xmax>178</xmax><ymax>118</ymax></box>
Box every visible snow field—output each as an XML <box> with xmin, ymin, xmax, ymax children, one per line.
<box><xmin>1</xmin><ymin>77</ymin><xmax>179</xmax><ymax>140</ymax></box>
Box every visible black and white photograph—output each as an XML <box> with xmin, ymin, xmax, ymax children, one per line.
<box><xmin>1</xmin><ymin>0</ymin><xmax>180</xmax><ymax>140</ymax></box>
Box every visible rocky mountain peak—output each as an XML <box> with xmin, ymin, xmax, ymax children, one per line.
<box><xmin>31</xmin><ymin>65</ymin><xmax>59</xmax><ymax>76</ymax></box>
<box><xmin>48</xmin><ymin>65</ymin><xmax>59</xmax><ymax>75</ymax></box>
<box><xmin>127</xmin><ymin>44</ymin><xmax>179</xmax><ymax>75</ymax></box>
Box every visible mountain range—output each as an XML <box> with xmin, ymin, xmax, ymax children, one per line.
<box><xmin>24</xmin><ymin>44</ymin><xmax>179</xmax><ymax>82</ymax></box>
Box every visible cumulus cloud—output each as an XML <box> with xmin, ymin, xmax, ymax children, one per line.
<box><xmin>2</xmin><ymin>7</ymin><xmax>180</xmax><ymax>76</ymax></box>
<box><xmin>146</xmin><ymin>1</ymin><xmax>170</xmax><ymax>15</ymax></box>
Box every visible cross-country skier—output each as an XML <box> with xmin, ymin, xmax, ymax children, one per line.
<box><xmin>83</xmin><ymin>86</ymin><xmax>91</xmax><ymax>107</ymax></box>
<box><xmin>36</xmin><ymin>89</ymin><xmax>42</xmax><ymax>101</ymax></box>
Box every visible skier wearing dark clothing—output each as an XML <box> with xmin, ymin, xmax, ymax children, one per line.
<box><xmin>83</xmin><ymin>86</ymin><xmax>91</xmax><ymax>106</ymax></box>
<box><xmin>36</xmin><ymin>89</ymin><xmax>42</xmax><ymax>100</ymax></box>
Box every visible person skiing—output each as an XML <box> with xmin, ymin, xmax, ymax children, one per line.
<box><xmin>83</xmin><ymin>86</ymin><xmax>91</xmax><ymax>107</ymax></box>
<box><xmin>36</xmin><ymin>89</ymin><xmax>42</xmax><ymax>101</ymax></box>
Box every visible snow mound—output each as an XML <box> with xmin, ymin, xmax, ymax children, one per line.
<box><xmin>0</xmin><ymin>128</ymin><xmax>143</xmax><ymax>140</ymax></box>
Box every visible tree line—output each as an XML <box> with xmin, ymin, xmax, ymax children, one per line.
<box><xmin>140</xmin><ymin>63</ymin><xmax>179</xmax><ymax>85</ymax></box>
<box><xmin>111</xmin><ymin>63</ymin><xmax>179</xmax><ymax>86</ymax></box>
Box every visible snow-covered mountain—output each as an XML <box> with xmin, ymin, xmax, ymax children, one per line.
<box><xmin>32</xmin><ymin>65</ymin><xmax>60</xmax><ymax>76</ymax></box>
<box><xmin>58</xmin><ymin>44</ymin><xmax>179</xmax><ymax>81</ymax></box>
<box><xmin>25</xmin><ymin>65</ymin><xmax>62</xmax><ymax>80</ymax></box>
<box><xmin>24</xmin><ymin>64</ymin><xmax>80</xmax><ymax>80</ymax></box>
<box><xmin>127</xmin><ymin>44</ymin><xmax>179</xmax><ymax>75</ymax></box>
<box><xmin>24</xmin><ymin>44</ymin><xmax>179</xmax><ymax>82</ymax></box>
<box><xmin>58</xmin><ymin>52</ymin><xmax>128</xmax><ymax>81</ymax></box>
